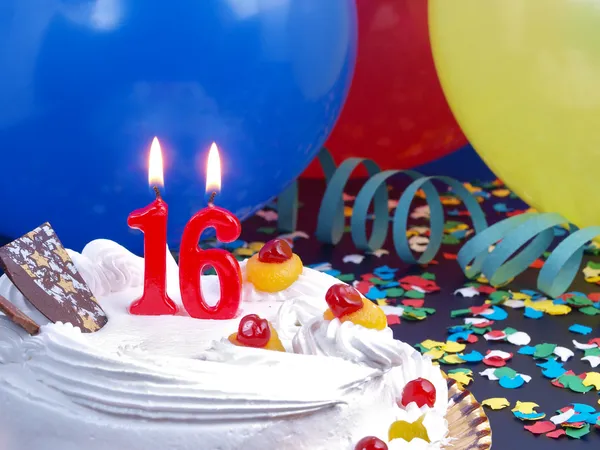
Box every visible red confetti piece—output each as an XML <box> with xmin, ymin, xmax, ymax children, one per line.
<box><xmin>558</xmin><ymin>293</ymin><xmax>575</xmax><ymax>300</ymax></box>
<box><xmin>443</xmin><ymin>252</ymin><xmax>458</xmax><ymax>260</ymax></box>
<box><xmin>472</xmin><ymin>320</ymin><xmax>495</xmax><ymax>328</ymax></box>
<box><xmin>398</xmin><ymin>276</ymin><xmax>440</xmax><ymax>293</ymax></box>
<box><xmin>477</xmin><ymin>285</ymin><xmax>497</xmax><ymax>294</ymax></box>
<box><xmin>588</xmin><ymin>337</ymin><xmax>600</xmax><ymax>347</ymax></box>
<box><xmin>467</xmin><ymin>334</ymin><xmax>479</xmax><ymax>344</ymax></box>
<box><xmin>485</xmin><ymin>330</ymin><xmax>506</xmax><ymax>339</ymax></box>
<box><xmin>524</xmin><ymin>421</ymin><xmax>556</xmax><ymax>435</ymax></box>
<box><xmin>562</xmin><ymin>421</ymin><xmax>586</xmax><ymax>428</ymax></box>
<box><xmin>507</xmin><ymin>209</ymin><xmax>529</xmax><ymax>217</ymax></box>
<box><xmin>529</xmin><ymin>259</ymin><xmax>544</xmax><ymax>269</ymax></box>
<box><xmin>587</xmin><ymin>292</ymin><xmax>600</xmax><ymax>302</ymax></box>
<box><xmin>386</xmin><ymin>314</ymin><xmax>401</xmax><ymax>325</ymax></box>
<box><xmin>483</xmin><ymin>356</ymin><xmax>506</xmax><ymax>367</ymax></box>
<box><xmin>546</xmin><ymin>429</ymin><xmax>566</xmax><ymax>439</ymax></box>
<box><xmin>470</xmin><ymin>305</ymin><xmax>491</xmax><ymax>315</ymax></box>
<box><xmin>360</xmin><ymin>274</ymin><xmax>375</xmax><ymax>281</ymax></box>
<box><xmin>401</xmin><ymin>299</ymin><xmax>424</xmax><ymax>308</ymax></box>
<box><xmin>558</xmin><ymin>406</ymin><xmax>574</xmax><ymax>414</ymax></box>
<box><xmin>355</xmin><ymin>281</ymin><xmax>372</xmax><ymax>294</ymax></box>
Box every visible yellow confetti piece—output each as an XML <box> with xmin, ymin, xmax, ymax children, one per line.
<box><xmin>406</xmin><ymin>229</ymin><xmax>420</xmax><ymax>238</ymax></box>
<box><xmin>376</xmin><ymin>299</ymin><xmax>388</xmax><ymax>306</ymax></box>
<box><xmin>344</xmin><ymin>206</ymin><xmax>353</xmax><ymax>217</ymax></box>
<box><xmin>545</xmin><ymin>304</ymin><xmax>572</xmax><ymax>315</ymax></box>
<box><xmin>583</xmin><ymin>372</ymin><xmax>600</xmax><ymax>390</ymax></box>
<box><xmin>446</xmin><ymin>223</ymin><xmax>469</xmax><ymax>233</ymax></box>
<box><xmin>441</xmin><ymin>354</ymin><xmax>465</xmax><ymax>365</ymax></box>
<box><xmin>442</xmin><ymin>341</ymin><xmax>466</xmax><ymax>354</ymax></box>
<box><xmin>524</xmin><ymin>299</ymin><xmax>572</xmax><ymax>315</ymax></box>
<box><xmin>440</xmin><ymin>196</ymin><xmax>461</xmax><ymax>206</ymax></box>
<box><xmin>491</xmin><ymin>188</ymin><xmax>511</xmax><ymax>197</ymax></box>
<box><xmin>511</xmin><ymin>292</ymin><xmax>532</xmax><ymax>301</ymax></box>
<box><xmin>482</xmin><ymin>398</ymin><xmax>510</xmax><ymax>410</ymax></box>
<box><xmin>421</xmin><ymin>339</ymin><xmax>445</xmax><ymax>350</ymax></box>
<box><xmin>247</xmin><ymin>242</ymin><xmax>265</xmax><ymax>252</ymax></box>
<box><xmin>512</xmin><ymin>401</ymin><xmax>540</xmax><ymax>415</ymax></box>
<box><xmin>234</xmin><ymin>248</ymin><xmax>255</xmax><ymax>256</ymax></box>
<box><xmin>424</xmin><ymin>348</ymin><xmax>445</xmax><ymax>360</ymax></box>
<box><xmin>447</xmin><ymin>371</ymin><xmax>473</xmax><ymax>386</ymax></box>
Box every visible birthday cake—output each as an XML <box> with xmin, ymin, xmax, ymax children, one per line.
<box><xmin>0</xmin><ymin>228</ymin><xmax>449</xmax><ymax>449</ymax></box>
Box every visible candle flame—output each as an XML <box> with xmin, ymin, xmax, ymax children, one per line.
<box><xmin>206</xmin><ymin>142</ymin><xmax>221</xmax><ymax>194</ymax></box>
<box><xmin>148</xmin><ymin>137</ymin><xmax>165</xmax><ymax>188</ymax></box>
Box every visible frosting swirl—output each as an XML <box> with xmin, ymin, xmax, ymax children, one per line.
<box><xmin>292</xmin><ymin>318</ymin><xmax>407</xmax><ymax>371</ymax></box>
<box><xmin>275</xmin><ymin>296</ymin><xmax>327</xmax><ymax>342</ymax></box>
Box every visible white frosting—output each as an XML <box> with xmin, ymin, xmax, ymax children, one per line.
<box><xmin>0</xmin><ymin>239</ymin><xmax>448</xmax><ymax>450</ymax></box>
<box><xmin>293</xmin><ymin>317</ymin><xmax>407</xmax><ymax>371</ymax></box>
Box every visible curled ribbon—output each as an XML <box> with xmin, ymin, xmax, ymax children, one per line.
<box><xmin>277</xmin><ymin>148</ymin><xmax>600</xmax><ymax>298</ymax></box>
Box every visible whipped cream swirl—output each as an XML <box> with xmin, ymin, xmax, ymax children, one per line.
<box><xmin>293</xmin><ymin>318</ymin><xmax>407</xmax><ymax>371</ymax></box>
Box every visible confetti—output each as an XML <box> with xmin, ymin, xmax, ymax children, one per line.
<box><xmin>499</xmin><ymin>375</ymin><xmax>525</xmax><ymax>389</ymax></box>
<box><xmin>553</xmin><ymin>346</ymin><xmax>574</xmax><ymax>362</ymax></box>
<box><xmin>524</xmin><ymin>421</ymin><xmax>556</xmax><ymax>435</ymax></box>
<box><xmin>454</xmin><ymin>287</ymin><xmax>479</xmax><ymax>297</ymax></box>
<box><xmin>546</xmin><ymin>429</ymin><xmax>567</xmax><ymax>439</ymax></box>
<box><xmin>342</xmin><ymin>254</ymin><xmax>365</xmax><ymax>264</ymax></box>
<box><xmin>524</xmin><ymin>307</ymin><xmax>544</xmax><ymax>319</ymax></box>
<box><xmin>569</xmin><ymin>324</ymin><xmax>593</xmax><ymax>335</ymax></box>
<box><xmin>506</xmin><ymin>331</ymin><xmax>531</xmax><ymax>346</ymax></box>
<box><xmin>482</xmin><ymin>398</ymin><xmax>510</xmax><ymax>410</ymax></box>
<box><xmin>582</xmin><ymin>372</ymin><xmax>600</xmax><ymax>389</ymax></box>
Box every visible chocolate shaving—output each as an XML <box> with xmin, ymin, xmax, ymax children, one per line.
<box><xmin>0</xmin><ymin>294</ymin><xmax>40</xmax><ymax>335</ymax></box>
<box><xmin>0</xmin><ymin>223</ymin><xmax>107</xmax><ymax>333</ymax></box>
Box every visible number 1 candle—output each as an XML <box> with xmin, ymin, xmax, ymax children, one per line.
<box><xmin>128</xmin><ymin>137</ymin><xmax>178</xmax><ymax>316</ymax></box>
<box><xmin>179</xmin><ymin>143</ymin><xmax>242</xmax><ymax>320</ymax></box>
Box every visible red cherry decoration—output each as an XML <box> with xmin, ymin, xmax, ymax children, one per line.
<box><xmin>400</xmin><ymin>378</ymin><xmax>437</xmax><ymax>408</ymax></box>
<box><xmin>325</xmin><ymin>283</ymin><xmax>364</xmax><ymax>318</ymax></box>
<box><xmin>355</xmin><ymin>436</ymin><xmax>388</xmax><ymax>450</ymax></box>
<box><xmin>258</xmin><ymin>239</ymin><xmax>293</xmax><ymax>263</ymax></box>
<box><xmin>237</xmin><ymin>314</ymin><xmax>271</xmax><ymax>348</ymax></box>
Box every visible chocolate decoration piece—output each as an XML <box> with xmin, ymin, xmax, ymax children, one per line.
<box><xmin>0</xmin><ymin>294</ymin><xmax>40</xmax><ymax>335</ymax></box>
<box><xmin>0</xmin><ymin>223</ymin><xmax>107</xmax><ymax>333</ymax></box>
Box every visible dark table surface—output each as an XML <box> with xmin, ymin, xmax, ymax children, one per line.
<box><xmin>1</xmin><ymin>178</ymin><xmax>599</xmax><ymax>448</ymax></box>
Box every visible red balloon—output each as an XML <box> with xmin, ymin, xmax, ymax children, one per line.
<box><xmin>303</xmin><ymin>0</ymin><xmax>466</xmax><ymax>177</ymax></box>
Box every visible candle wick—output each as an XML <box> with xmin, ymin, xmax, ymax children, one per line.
<box><xmin>208</xmin><ymin>191</ymin><xmax>217</xmax><ymax>206</ymax></box>
<box><xmin>153</xmin><ymin>185</ymin><xmax>162</xmax><ymax>200</ymax></box>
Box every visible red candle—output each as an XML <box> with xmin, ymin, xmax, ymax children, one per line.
<box><xmin>179</xmin><ymin>143</ymin><xmax>242</xmax><ymax>320</ymax></box>
<box><xmin>128</xmin><ymin>137</ymin><xmax>178</xmax><ymax>316</ymax></box>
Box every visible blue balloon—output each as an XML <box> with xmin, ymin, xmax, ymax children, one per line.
<box><xmin>0</xmin><ymin>0</ymin><xmax>357</xmax><ymax>252</ymax></box>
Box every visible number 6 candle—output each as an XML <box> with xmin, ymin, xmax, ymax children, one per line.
<box><xmin>179</xmin><ymin>143</ymin><xmax>242</xmax><ymax>320</ymax></box>
<box><xmin>128</xmin><ymin>137</ymin><xmax>178</xmax><ymax>316</ymax></box>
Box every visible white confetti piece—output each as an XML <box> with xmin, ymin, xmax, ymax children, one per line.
<box><xmin>342</xmin><ymin>254</ymin><xmax>365</xmax><ymax>264</ymax></box>
<box><xmin>479</xmin><ymin>368</ymin><xmax>499</xmax><ymax>380</ymax></box>
<box><xmin>484</xmin><ymin>332</ymin><xmax>507</xmax><ymax>341</ymax></box>
<box><xmin>582</xmin><ymin>355</ymin><xmax>600</xmax><ymax>368</ymax></box>
<box><xmin>380</xmin><ymin>305</ymin><xmax>405</xmax><ymax>315</ymax></box>
<box><xmin>573</xmin><ymin>340</ymin><xmax>598</xmax><ymax>350</ymax></box>
<box><xmin>409</xmin><ymin>235</ymin><xmax>429</xmax><ymax>253</ymax></box>
<box><xmin>506</xmin><ymin>331</ymin><xmax>531</xmax><ymax>346</ymax></box>
<box><xmin>520</xmin><ymin>374</ymin><xmax>532</xmax><ymax>383</ymax></box>
<box><xmin>454</xmin><ymin>287</ymin><xmax>480</xmax><ymax>298</ymax></box>
<box><xmin>550</xmin><ymin>408</ymin><xmax>576</xmax><ymax>425</ymax></box>
<box><xmin>465</xmin><ymin>318</ymin><xmax>490</xmax><ymax>325</ymax></box>
<box><xmin>486</xmin><ymin>350</ymin><xmax>513</xmax><ymax>360</ymax></box>
<box><xmin>410</xmin><ymin>205</ymin><xmax>430</xmax><ymax>219</ymax></box>
<box><xmin>368</xmin><ymin>248</ymin><xmax>389</xmax><ymax>258</ymax></box>
<box><xmin>504</xmin><ymin>300</ymin><xmax>526</xmax><ymax>309</ymax></box>
<box><xmin>475</xmin><ymin>308</ymin><xmax>495</xmax><ymax>317</ymax></box>
<box><xmin>255</xmin><ymin>209</ymin><xmax>278</xmax><ymax>221</ymax></box>
<box><xmin>553</xmin><ymin>346</ymin><xmax>574</xmax><ymax>362</ymax></box>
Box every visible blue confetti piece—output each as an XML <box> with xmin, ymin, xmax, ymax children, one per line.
<box><xmin>518</xmin><ymin>346</ymin><xmax>536</xmax><ymax>355</ymax></box>
<box><xmin>571</xmin><ymin>403</ymin><xmax>597</xmax><ymax>414</ymax></box>
<box><xmin>520</xmin><ymin>289</ymin><xmax>543</xmax><ymax>300</ymax></box>
<box><xmin>594</xmin><ymin>302</ymin><xmax>600</xmax><ymax>309</ymax></box>
<box><xmin>499</xmin><ymin>375</ymin><xmax>525</xmax><ymax>389</ymax></box>
<box><xmin>365</xmin><ymin>286</ymin><xmax>387</xmax><ymax>300</ymax></box>
<box><xmin>447</xmin><ymin>331</ymin><xmax>473</xmax><ymax>342</ymax></box>
<box><xmin>493</xmin><ymin>203</ymin><xmax>512</xmax><ymax>213</ymax></box>
<box><xmin>374</xmin><ymin>265</ymin><xmax>397</xmax><ymax>275</ymax></box>
<box><xmin>480</xmin><ymin>306</ymin><xmax>508</xmax><ymax>321</ymax></box>
<box><xmin>524</xmin><ymin>307</ymin><xmax>543</xmax><ymax>319</ymax></box>
<box><xmin>459</xmin><ymin>350</ymin><xmax>484</xmax><ymax>362</ymax></box>
<box><xmin>569</xmin><ymin>324</ymin><xmax>593</xmax><ymax>335</ymax></box>
<box><xmin>553</xmin><ymin>298</ymin><xmax>567</xmax><ymax>305</ymax></box>
<box><xmin>324</xmin><ymin>269</ymin><xmax>342</xmax><ymax>277</ymax></box>
<box><xmin>381</xmin><ymin>282</ymin><xmax>400</xmax><ymax>289</ymax></box>
<box><xmin>513</xmin><ymin>411</ymin><xmax>543</xmax><ymax>420</ymax></box>
<box><xmin>377</xmin><ymin>272</ymin><xmax>396</xmax><ymax>281</ymax></box>
<box><xmin>537</xmin><ymin>359</ymin><xmax>566</xmax><ymax>379</ymax></box>
<box><xmin>553</xmin><ymin>226</ymin><xmax>568</xmax><ymax>237</ymax></box>
<box><xmin>513</xmin><ymin>411</ymin><xmax>546</xmax><ymax>420</ymax></box>
<box><xmin>450</xmin><ymin>229</ymin><xmax>468</xmax><ymax>239</ymax></box>
<box><xmin>448</xmin><ymin>325</ymin><xmax>470</xmax><ymax>334</ymax></box>
<box><xmin>447</xmin><ymin>209</ymin><xmax>461</xmax><ymax>216</ymax></box>
<box><xmin>586</xmin><ymin>412</ymin><xmax>600</xmax><ymax>424</ymax></box>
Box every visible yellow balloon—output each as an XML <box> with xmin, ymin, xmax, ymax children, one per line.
<box><xmin>429</xmin><ymin>0</ymin><xmax>600</xmax><ymax>229</ymax></box>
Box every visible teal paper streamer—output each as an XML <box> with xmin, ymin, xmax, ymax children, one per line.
<box><xmin>276</xmin><ymin>148</ymin><xmax>600</xmax><ymax>297</ymax></box>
